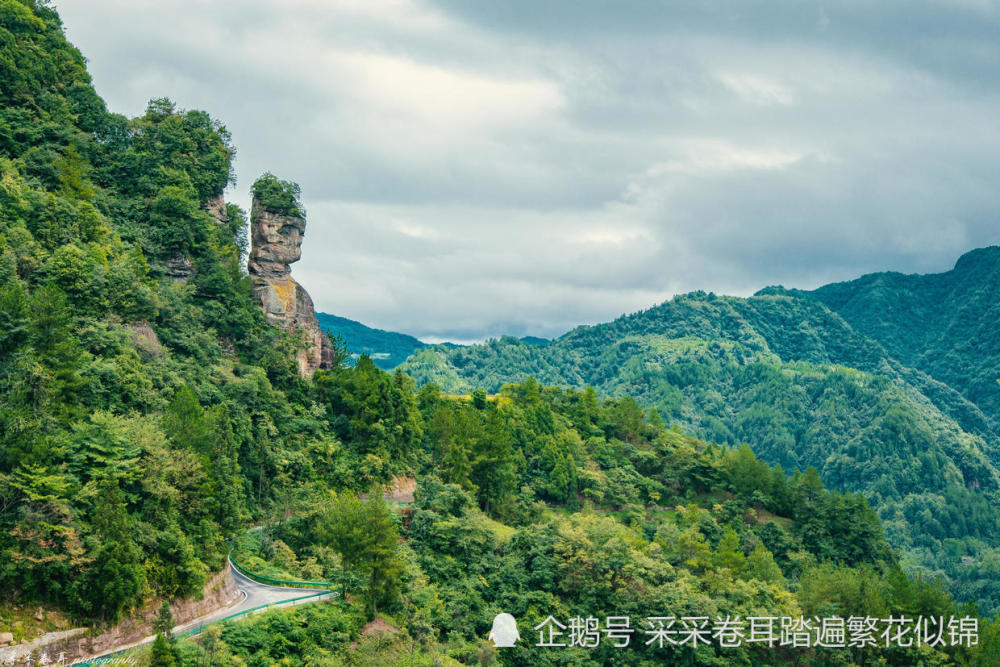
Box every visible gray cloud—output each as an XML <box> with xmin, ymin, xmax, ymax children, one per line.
<box><xmin>56</xmin><ymin>0</ymin><xmax>1000</xmax><ymax>341</ymax></box>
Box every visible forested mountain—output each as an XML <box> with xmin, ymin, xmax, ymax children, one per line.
<box><xmin>2</xmin><ymin>1</ymin><xmax>999</xmax><ymax>664</ymax></box>
<box><xmin>316</xmin><ymin>312</ymin><xmax>426</xmax><ymax>370</ymax></box>
<box><xmin>314</xmin><ymin>313</ymin><xmax>550</xmax><ymax>370</ymax></box>
<box><xmin>0</xmin><ymin>0</ymin><xmax>307</xmax><ymax>625</ymax></box>
<box><xmin>808</xmin><ymin>246</ymin><xmax>1000</xmax><ymax>423</ymax></box>
<box><xmin>401</xmin><ymin>262</ymin><xmax>1000</xmax><ymax>614</ymax></box>
<box><xmin>230</xmin><ymin>378</ymin><xmax>988</xmax><ymax>665</ymax></box>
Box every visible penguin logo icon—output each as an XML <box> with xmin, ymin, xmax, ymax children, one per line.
<box><xmin>488</xmin><ymin>613</ymin><xmax>520</xmax><ymax>647</ymax></box>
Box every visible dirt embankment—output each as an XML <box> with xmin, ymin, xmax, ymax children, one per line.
<box><xmin>0</xmin><ymin>567</ymin><xmax>239</xmax><ymax>665</ymax></box>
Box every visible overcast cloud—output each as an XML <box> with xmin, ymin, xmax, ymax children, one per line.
<box><xmin>57</xmin><ymin>0</ymin><xmax>1000</xmax><ymax>342</ymax></box>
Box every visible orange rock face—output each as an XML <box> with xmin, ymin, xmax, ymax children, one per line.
<box><xmin>248</xmin><ymin>198</ymin><xmax>333</xmax><ymax>377</ymax></box>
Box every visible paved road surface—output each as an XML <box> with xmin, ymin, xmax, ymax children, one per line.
<box><xmin>77</xmin><ymin>561</ymin><xmax>335</xmax><ymax>664</ymax></box>
<box><xmin>174</xmin><ymin>561</ymin><xmax>334</xmax><ymax>632</ymax></box>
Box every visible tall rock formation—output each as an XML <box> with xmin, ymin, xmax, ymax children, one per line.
<box><xmin>247</xmin><ymin>192</ymin><xmax>334</xmax><ymax>377</ymax></box>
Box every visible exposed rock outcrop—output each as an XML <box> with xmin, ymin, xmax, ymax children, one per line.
<box><xmin>164</xmin><ymin>251</ymin><xmax>194</xmax><ymax>281</ymax></box>
<box><xmin>203</xmin><ymin>193</ymin><xmax>229</xmax><ymax>226</ymax></box>
<box><xmin>248</xmin><ymin>197</ymin><xmax>333</xmax><ymax>377</ymax></box>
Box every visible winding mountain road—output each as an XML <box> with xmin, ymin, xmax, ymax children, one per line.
<box><xmin>77</xmin><ymin>561</ymin><xmax>335</xmax><ymax>664</ymax></box>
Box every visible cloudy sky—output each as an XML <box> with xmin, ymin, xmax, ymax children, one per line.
<box><xmin>57</xmin><ymin>0</ymin><xmax>1000</xmax><ymax>342</ymax></box>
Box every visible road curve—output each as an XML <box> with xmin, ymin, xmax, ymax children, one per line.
<box><xmin>178</xmin><ymin>561</ymin><xmax>335</xmax><ymax>632</ymax></box>
<box><xmin>76</xmin><ymin>561</ymin><xmax>335</xmax><ymax>664</ymax></box>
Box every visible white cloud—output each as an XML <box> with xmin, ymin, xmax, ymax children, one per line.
<box><xmin>649</xmin><ymin>140</ymin><xmax>806</xmax><ymax>175</ymax></box>
<box><xmin>337</xmin><ymin>51</ymin><xmax>564</xmax><ymax>127</ymax></box>
<box><xmin>716</xmin><ymin>72</ymin><xmax>796</xmax><ymax>106</ymax></box>
<box><xmin>55</xmin><ymin>0</ymin><xmax>1000</xmax><ymax>341</ymax></box>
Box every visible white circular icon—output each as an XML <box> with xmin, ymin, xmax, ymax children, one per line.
<box><xmin>488</xmin><ymin>613</ymin><xmax>520</xmax><ymax>647</ymax></box>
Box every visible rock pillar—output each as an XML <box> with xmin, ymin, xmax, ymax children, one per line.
<box><xmin>247</xmin><ymin>198</ymin><xmax>333</xmax><ymax>376</ymax></box>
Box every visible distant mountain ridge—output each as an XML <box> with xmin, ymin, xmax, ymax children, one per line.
<box><xmin>315</xmin><ymin>313</ymin><xmax>427</xmax><ymax>370</ymax></box>
<box><xmin>398</xmin><ymin>246</ymin><xmax>1000</xmax><ymax>612</ymax></box>
<box><xmin>316</xmin><ymin>313</ymin><xmax>553</xmax><ymax>370</ymax></box>
<box><xmin>807</xmin><ymin>245</ymin><xmax>1000</xmax><ymax>422</ymax></box>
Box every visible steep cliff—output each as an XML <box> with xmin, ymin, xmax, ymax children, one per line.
<box><xmin>247</xmin><ymin>176</ymin><xmax>333</xmax><ymax>377</ymax></box>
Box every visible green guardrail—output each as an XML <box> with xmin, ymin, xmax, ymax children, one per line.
<box><xmin>72</xmin><ymin>559</ymin><xmax>340</xmax><ymax>666</ymax></box>
<box><xmin>174</xmin><ymin>589</ymin><xmax>333</xmax><ymax>639</ymax></box>
<box><xmin>229</xmin><ymin>556</ymin><xmax>335</xmax><ymax>590</ymax></box>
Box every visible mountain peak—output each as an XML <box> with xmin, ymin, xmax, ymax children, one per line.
<box><xmin>953</xmin><ymin>244</ymin><xmax>1000</xmax><ymax>274</ymax></box>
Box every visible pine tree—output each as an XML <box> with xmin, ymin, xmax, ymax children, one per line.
<box><xmin>153</xmin><ymin>600</ymin><xmax>175</xmax><ymax>640</ymax></box>
<box><xmin>208</xmin><ymin>405</ymin><xmax>244</xmax><ymax>533</ymax></box>
<box><xmin>470</xmin><ymin>408</ymin><xmax>517</xmax><ymax>515</ymax></box>
<box><xmin>548</xmin><ymin>454</ymin><xmax>578</xmax><ymax>508</ymax></box>
<box><xmin>162</xmin><ymin>386</ymin><xmax>213</xmax><ymax>453</ymax></box>
<box><xmin>86</xmin><ymin>477</ymin><xmax>144</xmax><ymax>622</ymax></box>
<box><xmin>150</xmin><ymin>632</ymin><xmax>177</xmax><ymax>667</ymax></box>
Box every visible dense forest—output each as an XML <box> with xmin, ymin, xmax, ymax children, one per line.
<box><xmin>2</xmin><ymin>1</ymin><xmax>999</xmax><ymax>664</ymax></box>
<box><xmin>220</xmin><ymin>377</ymin><xmax>997</xmax><ymax>665</ymax></box>
<box><xmin>807</xmin><ymin>247</ymin><xmax>1000</xmax><ymax>423</ymax></box>
<box><xmin>401</xmin><ymin>273</ymin><xmax>1000</xmax><ymax>614</ymax></box>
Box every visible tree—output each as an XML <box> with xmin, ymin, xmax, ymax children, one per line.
<box><xmin>728</xmin><ymin>443</ymin><xmax>771</xmax><ymax>501</ymax></box>
<box><xmin>150</xmin><ymin>633</ymin><xmax>177</xmax><ymax>667</ymax></box>
<box><xmin>713</xmin><ymin>527</ymin><xmax>746</xmax><ymax>573</ymax></box>
<box><xmin>471</xmin><ymin>388</ymin><xmax>488</xmax><ymax>410</ymax></box>
<box><xmin>162</xmin><ymin>386</ymin><xmax>213</xmax><ymax>453</ymax></box>
<box><xmin>83</xmin><ymin>478</ymin><xmax>145</xmax><ymax>622</ymax></box>
<box><xmin>0</xmin><ymin>281</ymin><xmax>29</xmax><ymax>358</ymax></box>
<box><xmin>547</xmin><ymin>454</ymin><xmax>578</xmax><ymax>508</ymax></box>
<box><xmin>251</xmin><ymin>173</ymin><xmax>304</xmax><ymax>218</ymax></box>
<box><xmin>320</xmin><ymin>492</ymin><xmax>402</xmax><ymax>617</ymax></box>
<box><xmin>150</xmin><ymin>598</ymin><xmax>180</xmax><ymax>667</ymax></box>
<box><xmin>153</xmin><ymin>599</ymin><xmax>175</xmax><ymax>640</ymax></box>
<box><xmin>149</xmin><ymin>180</ymin><xmax>210</xmax><ymax>257</ymax></box>
<box><xmin>745</xmin><ymin>544</ymin><xmax>784</xmax><ymax>584</ymax></box>
<box><xmin>327</xmin><ymin>332</ymin><xmax>350</xmax><ymax>369</ymax></box>
<box><xmin>470</xmin><ymin>408</ymin><xmax>517</xmax><ymax>516</ymax></box>
<box><xmin>207</xmin><ymin>405</ymin><xmax>245</xmax><ymax>533</ymax></box>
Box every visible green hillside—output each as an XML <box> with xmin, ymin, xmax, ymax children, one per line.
<box><xmin>401</xmin><ymin>286</ymin><xmax>1000</xmax><ymax>613</ymax></box>
<box><xmin>316</xmin><ymin>312</ymin><xmax>426</xmax><ymax>370</ymax></box>
<box><xmin>0</xmin><ymin>0</ymin><xmax>310</xmax><ymax>625</ymax></box>
<box><xmin>2</xmin><ymin>1</ymin><xmax>998</xmax><ymax>664</ymax></box>
<box><xmin>226</xmin><ymin>378</ymin><xmax>981</xmax><ymax>665</ymax></box>
<box><xmin>808</xmin><ymin>246</ymin><xmax>1000</xmax><ymax>422</ymax></box>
